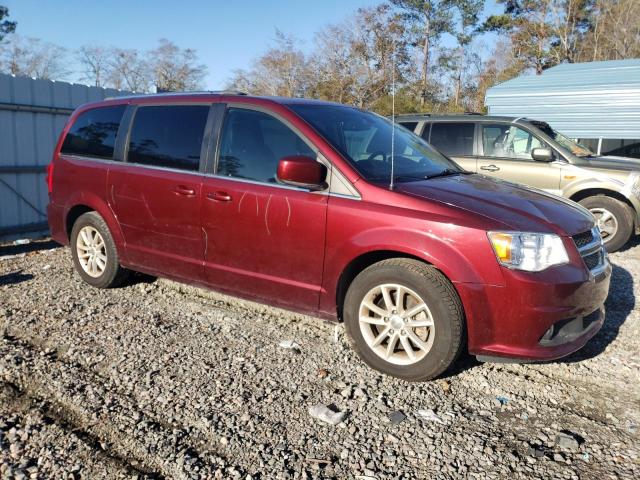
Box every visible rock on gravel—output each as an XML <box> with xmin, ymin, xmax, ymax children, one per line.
<box><xmin>309</xmin><ymin>404</ymin><xmax>347</xmax><ymax>425</ymax></box>
<box><xmin>555</xmin><ymin>431</ymin><xmax>581</xmax><ymax>451</ymax></box>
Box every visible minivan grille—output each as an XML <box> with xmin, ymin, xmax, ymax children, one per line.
<box><xmin>572</xmin><ymin>228</ymin><xmax>606</xmax><ymax>274</ymax></box>
<box><xmin>583</xmin><ymin>250</ymin><xmax>602</xmax><ymax>270</ymax></box>
<box><xmin>572</xmin><ymin>230</ymin><xmax>594</xmax><ymax>249</ymax></box>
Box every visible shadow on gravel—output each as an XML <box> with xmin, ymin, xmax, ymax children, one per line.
<box><xmin>0</xmin><ymin>239</ymin><xmax>59</xmax><ymax>257</ymax></box>
<box><xmin>618</xmin><ymin>234</ymin><xmax>640</xmax><ymax>253</ymax></box>
<box><xmin>0</xmin><ymin>270</ymin><xmax>34</xmax><ymax>286</ymax></box>
<box><xmin>559</xmin><ymin>264</ymin><xmax>635</xmax><ymax>364</ymax></box>
<box><xmin>119</xmin><ymin>272</ymin><xmax>157</xmax><ymax>287</ymax></box>
<box><xmin>441</xmin><ymin>351</ymin><xmax>483</xmax><ymax>379</ymax></box>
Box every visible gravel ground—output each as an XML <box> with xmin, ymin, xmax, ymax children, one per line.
<box><xmin>1</xmin><ymin>238</ymin><xmax>638</xmax><ymax>479</ymax></box>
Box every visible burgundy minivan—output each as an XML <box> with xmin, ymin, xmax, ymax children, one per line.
<box><xmin>47</xmin><ymin>92</ymin><xmax>611</xmax><ymax>380</ymax></box>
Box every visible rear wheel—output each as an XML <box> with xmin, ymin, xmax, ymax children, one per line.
<box><xmin>70</xmin><ymin>212</ymin><xmax>129</xmax><ymax>288</ymax></box>
<box><xmin>343</xmin><ymin>258</ymin><xmax>464</xmax><ymax>381</ymax></box>
<box><xmin>579</xmin><ymin>195</ymin><xmax>633</xmax><ymax>252</ymax></box>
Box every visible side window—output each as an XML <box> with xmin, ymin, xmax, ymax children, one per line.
<box><xmin>602</xmin><ymin>139</ymin><xmax>640</xmax><ymax>158</ymax></box>
<box><xmin>61</xmin><ymin>105</ymin><xmax>126</xmax><ymax>159</ymax></box>
<box><xmin>482</xmin><ymin>124</ymin><xmax>544</xmax><ymax>159</ymax></box>
<box><xmin>398</xmin><ymin>121</ymin><xmax>418</xmax><ymax>133</ymax></box>
<box><xmin>127</xmin><ymin>105</ymin><xmax>210</xmax><ymax>171</ymax></box>
<box><xmin>218</xmin><ymin>108</ymin><xmax>315</xmax><ymax>183</ymax></box>
<box><xmin>577</xmin><ymin>138</ymin><xmax>600</xmax><ymax>154</ymax></box>
<box><xmin>428</xmin><ymin>123</ymin><xmax>474</xmax><ymax>156</ymax></box>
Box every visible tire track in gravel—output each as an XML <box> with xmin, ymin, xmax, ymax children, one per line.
<box><xmin>0</xmin><ymin>332</ymin><xmax>245</xmax><ymax>479</ymax></box>
<box><xmin>0</xmin><ymin>380</ymin><xmax>157</xmax><ymax>479</ymax></box>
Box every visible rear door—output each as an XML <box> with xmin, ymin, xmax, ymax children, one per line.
<box><xmin>477</xmin><ymin>122</ymin><xmax>561</xmax><ymax>194</ymax></box>
<box><xmin>107</xmin><ymin>103</ymin><xmax>213</xmax><ymax>281</ymax></box>
<box><xmin>423</xmin><ymin>121</ymin><xmax>478</xmax><ymax>172</ymax></box>
<box><xmin>201</xmin><ymin>105</ymin><xmax>328</xmax><ymax>312</ymax></box>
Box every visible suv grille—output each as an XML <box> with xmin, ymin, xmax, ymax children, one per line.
<box><xmin>572</xmin><ymin>228</ymin><xmax>606</xmax><ymax>274</ymax></box>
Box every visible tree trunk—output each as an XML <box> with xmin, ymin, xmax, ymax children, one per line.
<box><xmin>420</xmin><ymin>20</ymin><xmax>431</xmax><ymax>108</ymax></box>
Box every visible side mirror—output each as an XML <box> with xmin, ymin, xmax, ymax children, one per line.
<box><xmin>531</xmin><ymin>147</ymin><xmax>554</xmax><ymax>162</ymax></box>
<box><xmin>276</xmin><ymin>155</ymin><xmax>327</xmax><ymax>190</ymax></box>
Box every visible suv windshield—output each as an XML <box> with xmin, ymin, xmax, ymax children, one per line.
<box><xmin>530</xmin><ymin>121</ymin><xmax>594</xmax><ymax>157</ymax></box>
<box><xmin>289</xmin><ymin>104</ymin><xmax>463</xmax><ymax>182</ymax></box>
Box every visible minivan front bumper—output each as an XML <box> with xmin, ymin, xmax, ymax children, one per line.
<box><xmin>457</xmin><ymin>258</ymin><xmax>611</xmax><ymax>362</ymax></box>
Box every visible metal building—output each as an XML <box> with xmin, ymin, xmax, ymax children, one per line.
<box><xmin>485</xmin><ymin>59</ymin><xmax>640</xmax><ymax>157</ymax></box>
<box><xmin>0</xmin><ymin>73</ymin><xmax>130</xmax><ymax>240</ymax></box>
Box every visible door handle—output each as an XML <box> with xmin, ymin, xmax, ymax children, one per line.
<box><xmin>207</xmin><ymin>191</ymin><xmax>232</xmax><ymax>202</ymax></box>
<box><xmin>480</xmin><ymin>164</ymin><xmax>500</xmax><ymax>172</ymax></box>
<box><xmin>172</xmin><ymin>185</ymin><xmax>196</xmax><ymax>196</ymax></box>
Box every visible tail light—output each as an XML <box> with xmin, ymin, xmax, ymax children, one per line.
<box><xmin>46</xmin><ymin>161</ymin><xmax>54</xmax><ymax>194</ymax></box>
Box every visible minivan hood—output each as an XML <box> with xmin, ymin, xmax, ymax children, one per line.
<box><xmin>582</xmin><ymin>155</ymin><xmax>640</xmax><ymax>172</ymax></box>
<box><xmin>395</xmin><ymin>174</ymin><xmax>594</xmax><ymax>236</ymax></box>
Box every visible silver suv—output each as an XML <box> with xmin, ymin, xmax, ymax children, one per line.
<box><xmin>398</xmin><ymin>114</ymin><xmax>640</xmax><ymax>252</ymax></box>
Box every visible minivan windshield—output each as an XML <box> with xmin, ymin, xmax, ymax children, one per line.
<box><xmin>530</xmin><ymin>121</ymin><xmax>594</xmax><ymax>157</ymax></box>
<box><xmin>290</xmin><ymin>104</ymin><xmax>464</xmax><ymax>183</ymax></box>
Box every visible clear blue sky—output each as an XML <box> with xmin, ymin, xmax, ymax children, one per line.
<box><xmin>4</xmin><ymin>0</ymin><xmax>500</xmax><ymax>89</ymax></box>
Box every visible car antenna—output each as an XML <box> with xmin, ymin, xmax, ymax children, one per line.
<box><xmin>389</xmin><ymin>40</ymin><xmax>396</xmax><ymax>191</ymax></box>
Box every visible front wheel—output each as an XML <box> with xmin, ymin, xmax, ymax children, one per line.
<box><xmin>579</xmin><ymin>195</ymin><xmax>634</xmax><ymax>253</ymax></box>
<box><xmin>343</xmin><ymin>259</ymin><xmax>465</xmax><ymax>381</ymax></box>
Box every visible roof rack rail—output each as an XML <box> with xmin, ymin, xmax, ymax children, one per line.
<box><xmin>464</xmin><ymin>111</ymin><xmax>484</xmax><ymax>115</ymax></box>
<box><xmin>105</xmin><ymin>90</ymin><xmax>249</xmax><ymax>101</ymax></box>
<box><xmin>396</xmin><ymin>112</ymin><xmax>431</xmax><ymax>117</ymax></box>
<box><xmin>208</xmin><ymin>90</ymin><xmax>248</xmax><ymax>95</ymax></box>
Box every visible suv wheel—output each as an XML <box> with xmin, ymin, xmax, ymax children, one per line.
<box><xmin>579</xmin><ymin>195</ymin><xmax>633</xmax><ymax>252</ymax></box>
<box><xmin>70</xmin><ymin>212</ymin><xmax>129</xmax><ymax>288</ymax></box>
<box><xmin>343</xmin><ymin>258</ymin><xmax>464</xmax><ymax>381</ymax></box>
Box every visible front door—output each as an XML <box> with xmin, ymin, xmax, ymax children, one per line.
<box><xmin>477</xmin><ymin>123</ymin><xmax>562</xmax><ymax>194</ymax></box>
<box><xmin>201</xmin><ymin>106</ymin><xmax>328</xmax><ymax>312</ymax></box>
<box><xmin>107</xmin><ymin>104</ymin><xmax>211</xmax><ymax>281</ymax></box>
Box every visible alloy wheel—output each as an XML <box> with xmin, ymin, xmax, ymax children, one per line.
<box><xmin>76</xmin><ymin>226</ymin><xmax>107</xmax><ymax>278</ymax></box>
<box><xmin>358</xmin><ymin>283</ymin><xmax>435</xmax><ymax>365</ymax></box>
<box><xmin>590</xmin><ymin>207</ymin><xmax>618</xmax><ymax>242</ymax></box>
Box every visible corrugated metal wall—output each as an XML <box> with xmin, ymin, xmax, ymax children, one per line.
<box><xmin>485</xmin><ymin>59</ymin><xmax>640</xmax><ymax>140</ymax></box>
<box><xmin>0</xmin><ymin>73</ymin><xmax>130</xmax><ymax>240</ymax></box>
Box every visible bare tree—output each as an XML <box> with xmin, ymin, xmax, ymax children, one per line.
<box><xmin>108</xmin><ymin>48</ymin><xmax>152</xmax><ymax>92</ymax></box>
<box><xmin>312</xmin><ymin>22</ymin><xmax>357</xmax><ymax>103</ymax></box>
<box><xmin>228</xmin><ymin>31</ymin><xmax>311</xmax><ymax>97</ymax></box>
<box><xmin>149</xmin><ymin>38</ymin><xmax>207</xmax><ymax>92</ymax></box>
<box><xmin>580</xmin><ymin>0</ymin><xmax>640</xmax><ymax>61</ymax></box>
<box><xmin>78</xmin><ymin>45</ymin><xmax>112</xmax><ymax>87</ymax></box>
<box><xmin>0</xmin><ymin>35</ymin><xmax>69</xmax><ymax>80</ymax></box>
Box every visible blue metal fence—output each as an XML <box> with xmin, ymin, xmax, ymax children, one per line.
<box><xmin>0</xmin><ymin>73</ymin><xmax>130</xmax><ymax>239</ymax></box>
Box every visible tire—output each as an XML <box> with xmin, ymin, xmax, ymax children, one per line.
<box><xmin>343</xmin><ymin>258</ymin><xmax>465</xmax><ymax>381</ymax></box>
<box><xmin>70</xmin><ymin>211</ymin><xmax>129</xmax><ymax>288</ymax></box>
<box><xmin>579</xmin><ymin>195</ymin><xmax>634</xmax><ymax>253</ymax></box>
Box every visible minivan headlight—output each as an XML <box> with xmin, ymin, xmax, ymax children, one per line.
<box><xmin>487</xmin><ymin>231</ymin><xmax>569</xmax><ymax>272</ymax></box>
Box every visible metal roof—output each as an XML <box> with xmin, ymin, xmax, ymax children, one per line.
<box><xmin>485</xmin><ymin>59</ymin><xmax>640</xmax><ymax>139</ymax></box>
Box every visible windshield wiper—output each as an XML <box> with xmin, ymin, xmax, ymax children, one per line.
<box><xmin>368</xmin><ymin>170</ymin><xmax>470</xmax><ymax>183</ymax></box>
<box><xmin>392</xmin><ymin>175</ymin><xmax>428</xmax><ymax>182</ymax></box>
<box><xmin>424</xmin><ymin>168</ymin><xmax>469</xmax><ymax>180</ymax></box>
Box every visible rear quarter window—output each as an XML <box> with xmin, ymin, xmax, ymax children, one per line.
<box><xmin>429</xmin><ymin>122</ymin><xmax>475</xmax><ymax>156</ymax></box>
<box><xmin>61</xmin><ymin>105</ymin><xmax>126</xmax><ymax>159</ymax></box>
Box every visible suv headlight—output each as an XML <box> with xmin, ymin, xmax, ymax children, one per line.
<box><xmin>487</xmin><ymin>231</ymin><xmax>569</xmax><ymax>272</ymax></box>
<box><xmin>624</xmin><ymin>171</ymin><xmax>640</xmax><ymax>199</ymax></box>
